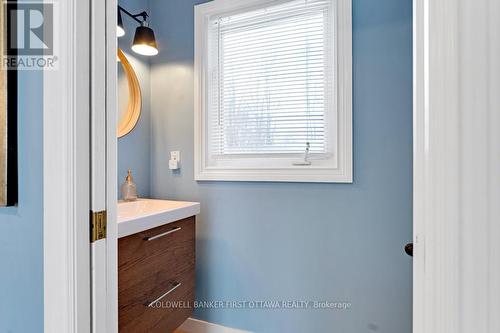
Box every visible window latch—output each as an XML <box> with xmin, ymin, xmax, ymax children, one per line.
<box><xmin>293</xmin><ymin>142</ymin><xmax>312</xmax><ymax>166</ymax></box>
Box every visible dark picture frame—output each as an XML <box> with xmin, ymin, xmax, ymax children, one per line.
<box><xmin>0</xmin><ymin>1</ymin><xmax>18</xmax><ymax>206</ymax></box>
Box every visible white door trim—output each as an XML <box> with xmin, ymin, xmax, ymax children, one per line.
<box><xmin>105</xmin><ymin>0</ymin><xmax>119</xmax><ymax>332</ymax></box>
<box><xmin>43</xmin><ymin>0</ymin><xmax>91</xmax><ymax>332</ymax></box>
<box><xmin>413</xmin><ymin>0</ymin><xmax>500</xmax><ymax>332</ymax></box>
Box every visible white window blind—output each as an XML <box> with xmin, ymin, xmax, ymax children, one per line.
<box><xmin>208</xmin><ymin>0</ymin><xmax>334</xmax><ymax>157</ymax></box>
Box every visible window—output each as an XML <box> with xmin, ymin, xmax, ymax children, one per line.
<box><xmin>195</xmin><ymin>0</ymin><xmax>352</xmax><ymax>182</ymax></box>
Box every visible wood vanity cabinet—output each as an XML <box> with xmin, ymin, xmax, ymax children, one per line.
<box><xmin>118</xmin><ymin>216</ymin><xmax>195</xmax><ymax>333</ymax></box>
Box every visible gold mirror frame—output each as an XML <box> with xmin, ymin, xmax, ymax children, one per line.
<box><xmin>117</xmin><ymin>48</ymin><xmax>142</xmax><ymax>138</ymax></box>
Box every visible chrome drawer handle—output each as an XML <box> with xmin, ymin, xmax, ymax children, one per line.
<box><xmin>145</xmin><ymin>226</ymin><xmax>181</xmax><ymax>241</ymax></box>
<box><xmin>147</xmin><ymin>282</ymin><xmax>182</xmax><ymax>307</ymax></box>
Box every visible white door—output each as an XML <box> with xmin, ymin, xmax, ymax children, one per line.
<box><xmin>90</xmin><ymin>0</ymin><xmax>118</xmax><ymax>332</ymax></box>
<box><xmin>43</xmin><ymin>0</ymin><xmax>116</xmax><ymax>331</ymax></box>
<box><xmin>413</xmin><ymin>0</ymin><xmax>500</xmax><ymax>332</ymax></box>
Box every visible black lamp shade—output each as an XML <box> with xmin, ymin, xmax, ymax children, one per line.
<box><xmin>132</xmin><ymin>25</ymin><xmax>158</xmax><ymax>56</ymax></box>
<box><xmin>117</xmin><ymin>10</ymin><xmax>125</xmax><ymax>37</ymax></box>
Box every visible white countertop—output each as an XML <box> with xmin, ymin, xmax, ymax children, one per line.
<box><xmin>117</xmin><ymin>198</ymin><xmax>200</xmax><ymax>238</ymax></box>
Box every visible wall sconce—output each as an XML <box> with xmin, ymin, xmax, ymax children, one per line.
<box><xmin>117</xmin><ymin>6</ymin><xmax>158</xmax><ymax>56</ymax></box>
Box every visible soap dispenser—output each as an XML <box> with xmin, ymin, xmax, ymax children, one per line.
<box><xmin>121</xmin><ymin>170</ymin><xmax>138</xmax><ymax>201</ymax></box>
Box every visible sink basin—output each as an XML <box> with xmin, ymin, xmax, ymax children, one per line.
<box><xmin>117</xmin><ymin>198</ymin><xmax>200</xmax><ymax>238</ymax></box>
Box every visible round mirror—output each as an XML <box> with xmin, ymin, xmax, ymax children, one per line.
<box><xmin>117</xmin><ymin>48</ymin><xmax>142</xmax><ymax>138</ymax></box>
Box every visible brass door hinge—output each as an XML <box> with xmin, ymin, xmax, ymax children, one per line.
<box><xmin>91</xmin><ymin>210</ymin><xmax>107</xmax><ymax>242</ymax></box>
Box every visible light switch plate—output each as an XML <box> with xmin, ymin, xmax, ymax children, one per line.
<box><xmin>169</xmin><ymin>159</ymin><xmax>179</xmax><ymax>170</ymax></box>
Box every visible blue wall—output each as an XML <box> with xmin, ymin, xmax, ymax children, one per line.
<box><xmin>0</xmin><ymin>72</ymin><xmax>44</xmax><ymax>331</ymax></box>
<box><xmin>118</xmin><ymin>0</ymin><xmax>413</xmax><ymax>331</ymax></box>
<box><xmin>118</xmin><ymin>0</ymin><xmax>152</xmax><ymax>198</ymax></box>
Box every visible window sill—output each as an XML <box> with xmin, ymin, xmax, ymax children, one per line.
<box><xmin>194</xmin><ymin>167</ymin><xmax>353</xmax><ymax>183</ymax></box>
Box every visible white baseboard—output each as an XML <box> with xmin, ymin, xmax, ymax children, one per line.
<box><xmin>177</xmin><ymin>318</ymin><xmax>252</xmax><ymax>333</ymax></box>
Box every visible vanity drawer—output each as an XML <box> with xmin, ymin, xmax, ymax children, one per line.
<box><xmin>118</xmin><ymin>216</ymin><xmax>195</xmax><ymax>333</ymax></box>
<box><xmin>119</xmin><ymin>217</ymin><xmax>195</xmax><ymax>272</ymax></box>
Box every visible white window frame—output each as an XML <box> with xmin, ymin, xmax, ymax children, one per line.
<box><xmin>194</xmin><ymin>0</ymin><xmax>352</xmax><ymax>183</ymax></box>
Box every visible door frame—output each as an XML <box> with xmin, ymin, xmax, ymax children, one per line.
<box><xmin>43</xmin><ymin>0</ymin><xmax>118</xmax><ymax>332</ymax></box>
<box><xmin>105</xmin><ymin>0</ymin><xmax>119</xmax><ymax>332</ymax></box>
<box><xmin>43</xmin><ymin>0</ymin><xmax>500</xmax><ymax>332</ymax></box>
<box><xmin>43</xmin><ymin>0</ymin><xmax>91</xmax><ymax>331</ymax></box>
